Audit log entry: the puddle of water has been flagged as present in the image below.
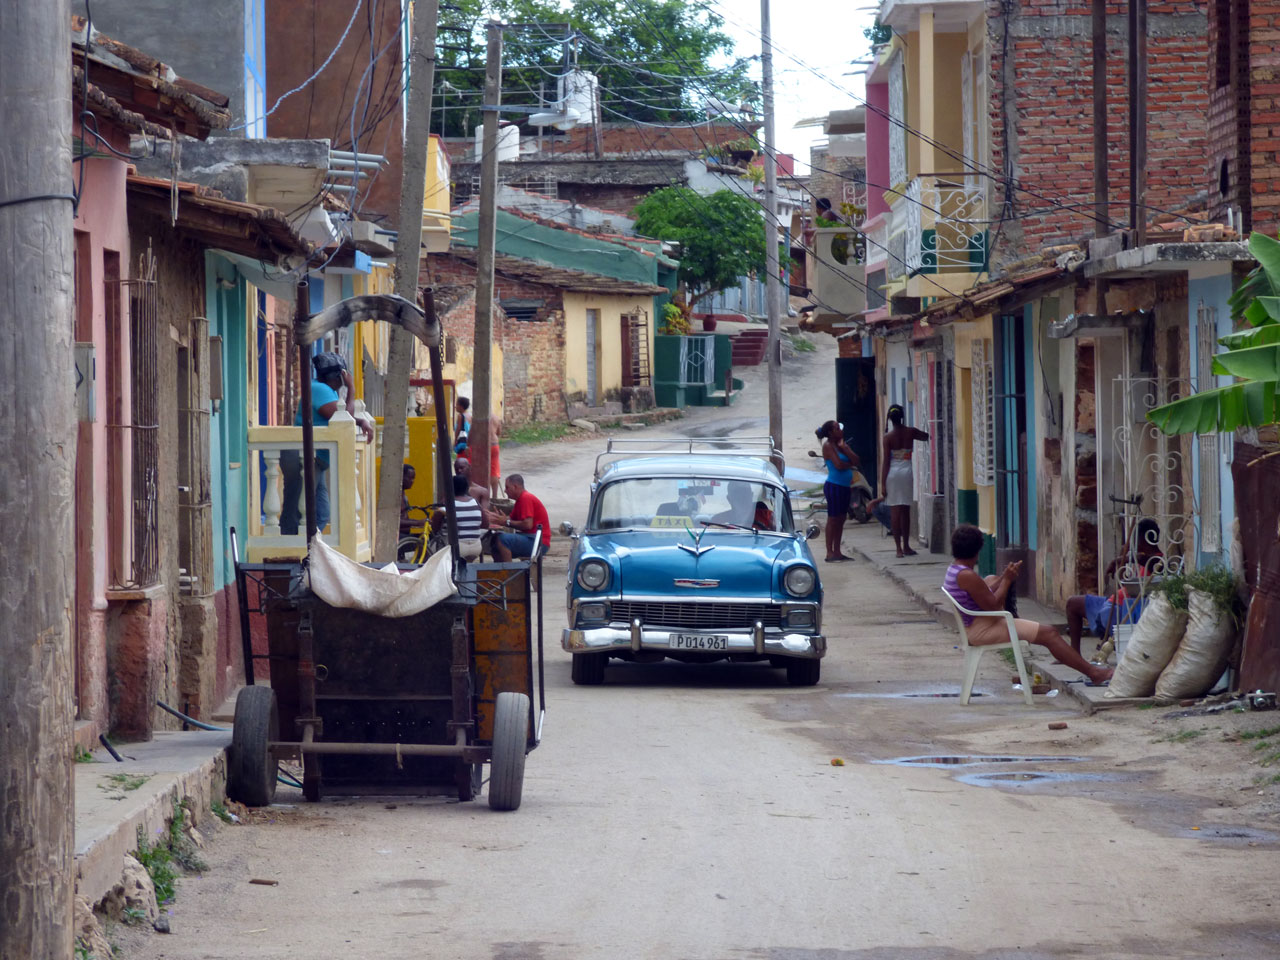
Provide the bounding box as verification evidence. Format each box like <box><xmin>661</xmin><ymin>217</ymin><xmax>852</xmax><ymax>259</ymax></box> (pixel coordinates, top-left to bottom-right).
<box><xmin>875</xmin><ymin>755</ymin><xmax>1088</xmax><ymax>768</ymax></box>
<box><xmin>1181</xmin><ymin>825</ymin><xmax>1279</xmax><ymax>844</ymax></box>
<box><xmin>957</xmin><ymin>770</ymin><xmax>1120</xmax><ymax>787</ymax></box>
<box><xmin>836</xmin><ymin>691</ymin><xmax>987</xmax><ymax>699</ymax></box>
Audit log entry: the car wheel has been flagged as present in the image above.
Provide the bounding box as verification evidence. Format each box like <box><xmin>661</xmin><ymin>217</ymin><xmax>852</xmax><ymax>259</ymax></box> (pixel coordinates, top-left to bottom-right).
<box><xmin>571</xmin><ymin>652</ymin><xmax>607</xmax><ymax>685</ymax></box>
<box><xmin>785</xmin><ymin>658</ymin><xmax>821</xmax><ymax>686</ymax></box>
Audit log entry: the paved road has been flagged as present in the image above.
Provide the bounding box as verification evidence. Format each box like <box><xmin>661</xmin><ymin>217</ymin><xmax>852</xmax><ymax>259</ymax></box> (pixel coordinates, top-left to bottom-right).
<box><xmin>120</xmin><ymin>340</ymin><xmax>1279</xmax><ymax>960</ymax></box>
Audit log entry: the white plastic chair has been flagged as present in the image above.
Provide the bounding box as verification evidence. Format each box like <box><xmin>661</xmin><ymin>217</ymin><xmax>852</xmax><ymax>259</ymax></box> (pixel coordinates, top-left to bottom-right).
<box><xmin>940</xmin><ymin>587</ymin><xmax>1034</xmax><ymax>706</ymax></box>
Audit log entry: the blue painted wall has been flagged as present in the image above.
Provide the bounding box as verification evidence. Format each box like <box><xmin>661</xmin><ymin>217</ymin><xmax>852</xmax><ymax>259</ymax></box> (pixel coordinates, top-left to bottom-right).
<box><xmin>206</xmin><ymin>252</ymin><xmax>249</xmax><ymax>592</ymax></box>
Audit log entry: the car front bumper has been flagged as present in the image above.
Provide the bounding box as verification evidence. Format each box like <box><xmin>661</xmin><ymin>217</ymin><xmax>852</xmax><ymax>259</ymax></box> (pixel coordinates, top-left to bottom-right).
<box><xmin>561</xmin><ymin>624</ymin><xmax>826</xmax><ymax>659</ymax></box>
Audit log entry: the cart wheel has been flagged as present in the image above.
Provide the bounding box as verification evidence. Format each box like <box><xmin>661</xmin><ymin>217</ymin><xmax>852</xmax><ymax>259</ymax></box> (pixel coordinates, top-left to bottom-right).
<box><xmin>488</xmin><ymin>692</ymin><xmax>530</xmax><ymax>811</ymax></box>
<box><xmin>785</xmin><ymin>658</ymin><xmax>821</xmax><ymax>686</ymax></box>
<box><xmin>570</xmin><ymin>652</ymin><xmax>607</xmax><ymax>685</ymax></box>
<box><xmin>228</xmin><ymin>686</ymin><xmax>278</xmax><ymax>807</ymax></box>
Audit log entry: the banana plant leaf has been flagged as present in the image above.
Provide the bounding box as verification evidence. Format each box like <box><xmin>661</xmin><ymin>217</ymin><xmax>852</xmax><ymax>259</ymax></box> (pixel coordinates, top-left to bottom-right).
<box><xmin>1212</xmin><ymin>343</ymin><xmax>1280</xmax><ymax>380</ymax></box>
<box><xmin>1148</xmin><ymin>380</ymin><xmax>1279</xmax><ymax>434</ymax></box>
<box><xmin>1219</xmin><ymin>321</ymin><xmax>1280</xmax><ymax>351</ymax></box>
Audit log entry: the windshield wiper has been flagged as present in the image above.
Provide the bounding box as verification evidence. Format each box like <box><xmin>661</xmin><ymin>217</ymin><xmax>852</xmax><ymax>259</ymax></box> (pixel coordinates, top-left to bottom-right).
<box><xmin>700</xmin><ymin>520</ymin><xmax>751</xmax><ymax>531</ymax></box>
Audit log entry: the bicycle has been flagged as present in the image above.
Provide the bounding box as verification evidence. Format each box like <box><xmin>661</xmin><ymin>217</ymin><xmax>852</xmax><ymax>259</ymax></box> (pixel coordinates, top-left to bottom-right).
<box><xmin>396</xmin><ymin>503</ymin><xmax>449</xmax><ymax>564</ymax></box>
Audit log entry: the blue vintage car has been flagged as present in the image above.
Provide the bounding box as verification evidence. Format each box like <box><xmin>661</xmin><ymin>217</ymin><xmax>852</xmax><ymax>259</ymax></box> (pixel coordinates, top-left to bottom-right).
<box><xmin>561</xmin><ymin>439</ymin><xmax>825</xmax><ymax>686</ymax></box>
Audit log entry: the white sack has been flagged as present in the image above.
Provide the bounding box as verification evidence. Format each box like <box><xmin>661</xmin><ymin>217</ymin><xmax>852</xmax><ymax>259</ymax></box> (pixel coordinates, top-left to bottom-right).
<box><xmin>1106</xmin><ymin>592</ymin><xmax>1188</xmax><ymax>698</ymax></box>
<box><xmin>1154</xmin><ymin>588</ymin><xmax>1236</xmax><ymax>701</ymax></box>
<box><xmin>305</xmin><ymin>536</ymin><xmax>455</xmax><ymax>617</ymax></box>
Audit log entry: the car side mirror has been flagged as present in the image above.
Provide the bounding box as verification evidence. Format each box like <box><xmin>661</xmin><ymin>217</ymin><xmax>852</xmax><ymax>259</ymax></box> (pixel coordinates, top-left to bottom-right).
<box><xmin>805</xmin><ymin>522</ymin><xmax>820</xmax><ymax>540</ymax></box>
<box><xmin>559</xmin><ymin>520</ymin><xmax>575</xmax><ymax>537</ymax></box>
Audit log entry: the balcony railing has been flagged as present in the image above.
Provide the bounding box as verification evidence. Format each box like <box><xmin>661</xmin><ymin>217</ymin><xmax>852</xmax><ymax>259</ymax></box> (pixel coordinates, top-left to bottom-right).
<box><xmin>902</xmin><ymin>174</ymin><xmax>988</xmax><ymax>275</ymax></box>
<box><xmin>810</xmin><ymin>226</ymin><xmax>867</xmax><ymax>318</ymax></box>
<box><xmin>245</xmin><ymin>419</ymin><xmax>376</xmax><ymax>563</ymax></box>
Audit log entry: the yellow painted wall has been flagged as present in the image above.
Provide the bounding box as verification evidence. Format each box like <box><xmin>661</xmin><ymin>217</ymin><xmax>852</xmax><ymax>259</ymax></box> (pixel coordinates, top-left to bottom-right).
<box><xmin>562</xmin><ymin>291</ymin><xmax>653</xmax><ymax>403</ymax></box>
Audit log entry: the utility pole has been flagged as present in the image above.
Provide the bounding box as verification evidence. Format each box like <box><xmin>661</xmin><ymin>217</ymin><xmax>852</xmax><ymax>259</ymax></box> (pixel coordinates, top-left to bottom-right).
<box><xmin>761</xmin><ymin>0</ymin><xmax>783</xmax><ymax>462</ymax></box>
<box><xmin>1091</xmin><ymin>0</ymin><xmax>1108</xmax><ymax>237</ymax></box>
<box><xmin>470</xmin><ymin>20</ymin><xmax>504</xmax><ymax>492</ymax></box>
<box><xmin>374</xmin><ymin>0</ymin><xmax>439</xmax><ymax>561</ymax></box>
<box><xmin>0</xmin><ymin>3</ymin><xmax>75</xmax><ymax>956</ymax></box>
<box><xmin>1128</xmin><ymin>0</ymin><xmax>1147</xmax><ymax>245</ymax></box>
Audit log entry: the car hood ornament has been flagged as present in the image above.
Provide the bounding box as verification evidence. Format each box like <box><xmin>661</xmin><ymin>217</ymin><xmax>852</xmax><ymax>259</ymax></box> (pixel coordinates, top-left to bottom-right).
<box><xmin>677</xmin><ymin>524</ymin><xmax>716</xmax><ymax>558</ymax></box>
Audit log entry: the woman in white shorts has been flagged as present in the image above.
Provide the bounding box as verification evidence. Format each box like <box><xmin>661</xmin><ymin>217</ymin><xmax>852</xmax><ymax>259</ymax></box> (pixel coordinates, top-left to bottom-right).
<box><xmin>879</xmin><ymin>404</ymin><xmax>929</xmax><ymax>558</ymax></box>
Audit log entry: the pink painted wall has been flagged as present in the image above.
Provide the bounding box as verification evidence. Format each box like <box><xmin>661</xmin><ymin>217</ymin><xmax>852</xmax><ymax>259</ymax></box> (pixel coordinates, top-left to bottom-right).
<box><xmin>71</xmin><ymin>119</ymin><xmax>131</xmax><ymax>731</ymax></box>
<box><xmin>866</xmin><ymin>81</ymin><xmax>891</xmax><ymax>220</ymax></box>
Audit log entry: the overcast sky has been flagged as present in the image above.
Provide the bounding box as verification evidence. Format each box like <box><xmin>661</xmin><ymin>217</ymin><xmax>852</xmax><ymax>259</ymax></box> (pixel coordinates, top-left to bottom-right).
<box><xmin>712</xmin><ymin>0</ymin><xmax>877</xmax><ymax>174</ymax></box>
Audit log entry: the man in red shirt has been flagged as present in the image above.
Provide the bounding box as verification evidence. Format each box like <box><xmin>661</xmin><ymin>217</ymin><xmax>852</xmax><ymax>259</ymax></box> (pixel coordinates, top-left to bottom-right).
<box><xmin>487</xmin><ymin>473</ymin><xmax>550</xmax><ymax>561</ymax></box>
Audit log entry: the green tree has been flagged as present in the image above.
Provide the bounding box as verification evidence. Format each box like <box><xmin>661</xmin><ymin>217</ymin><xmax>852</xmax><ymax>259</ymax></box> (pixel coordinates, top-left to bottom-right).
<box><xmin>433</xmin><ymin>0</ymin><xmax>755</xmax><ymax>138</ymax></box>
<box><xmin>1148</xmin><ymin>232</ymin><xmax>1280</xmax><ymax>434</ymax></box>
<box><xmin>633</xmin><ymin>186</ymin><xmax>766</xmax><ymax>306</ymax></box>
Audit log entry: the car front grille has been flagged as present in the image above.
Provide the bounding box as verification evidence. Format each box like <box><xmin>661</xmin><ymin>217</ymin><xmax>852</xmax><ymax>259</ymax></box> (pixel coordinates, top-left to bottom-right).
<box><xmin>611</xmin><ymin>600</ymin><xmax>784</xmax><ymax>630</ymax></box>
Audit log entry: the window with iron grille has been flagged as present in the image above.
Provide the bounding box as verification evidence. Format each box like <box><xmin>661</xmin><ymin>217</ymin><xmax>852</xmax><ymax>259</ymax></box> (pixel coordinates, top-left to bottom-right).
<box><xmin>118</xmin><ymin>246</ymin><xmax>160</xmax><ymax>587</ymax></box>
<box><xmin>971</xmin><ymin>338</ymin><xmax>995</xmax><ymax>486</ymax></box>
<box><xmin>1196</xmin><ymin>301</ymin><xmax>1222</xmax><ymax>553</ymax></box>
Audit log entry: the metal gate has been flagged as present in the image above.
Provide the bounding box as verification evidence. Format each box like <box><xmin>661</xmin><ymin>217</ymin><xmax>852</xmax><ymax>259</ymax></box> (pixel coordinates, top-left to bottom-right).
<box><xmin>1107</xmin><ymin>372</ymin><xmax>1197</xmax><ymax>581</ymax></box>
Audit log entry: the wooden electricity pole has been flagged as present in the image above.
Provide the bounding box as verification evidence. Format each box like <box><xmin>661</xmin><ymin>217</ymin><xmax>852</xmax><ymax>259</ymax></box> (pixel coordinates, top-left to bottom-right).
<box><xmin>0</xmin><ymin>2</ymin><xmax>76</xmax><ymax>956</ymax></box>
<box><xmin>374</xmin><ymin>0</ymin><xmax>440</xmax><ymax>561</ymax></box>
<box><xmin>761</xmin><ymin>0</ymin><xmax>784</xmax><ymax>462</ymax></box>
<box><xmin>469</xmin><ymin>20</ymin><xmax>504</xmax><ymax>491</ymax></box>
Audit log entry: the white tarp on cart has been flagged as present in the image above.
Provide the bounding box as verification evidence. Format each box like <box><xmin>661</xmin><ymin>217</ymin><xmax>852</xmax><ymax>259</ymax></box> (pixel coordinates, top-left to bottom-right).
<box><xmin>305</xmin><ymin>536</ymin><xmax>456</xmax><ymax>617</ymax></box>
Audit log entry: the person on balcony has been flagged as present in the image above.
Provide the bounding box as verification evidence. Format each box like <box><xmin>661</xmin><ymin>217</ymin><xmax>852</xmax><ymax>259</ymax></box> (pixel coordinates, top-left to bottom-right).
<box><xmin>880</xmin><ymin>404</ymin><xmax>929</xmax><ymax>558</ymax></box>
<box><xmin>280</xmin><ymin>352</ymin><xmax>373</xmax><ymax>536</ymax></box>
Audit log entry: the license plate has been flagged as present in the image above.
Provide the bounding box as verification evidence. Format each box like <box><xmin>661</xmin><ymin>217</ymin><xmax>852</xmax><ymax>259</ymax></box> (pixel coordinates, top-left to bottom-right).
<box><xmin>668</xmin><ymin>633</ymin><xmax>729</xmax><ymax>651</ymax></box>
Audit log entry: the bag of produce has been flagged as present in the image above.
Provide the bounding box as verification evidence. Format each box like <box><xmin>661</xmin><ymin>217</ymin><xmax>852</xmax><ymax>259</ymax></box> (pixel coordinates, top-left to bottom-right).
<box><xmin>1106</xmin><ymin>590</ymin><xmax>1187</xmax><ymax>698</ymax></box>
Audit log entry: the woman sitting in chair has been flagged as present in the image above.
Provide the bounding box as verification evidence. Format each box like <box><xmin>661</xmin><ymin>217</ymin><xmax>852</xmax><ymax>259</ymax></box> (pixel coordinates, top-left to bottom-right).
<box><xmin>944</xmin><ymin>524</ymin><xmax>1113</xmax><ymax>685</ymax></box>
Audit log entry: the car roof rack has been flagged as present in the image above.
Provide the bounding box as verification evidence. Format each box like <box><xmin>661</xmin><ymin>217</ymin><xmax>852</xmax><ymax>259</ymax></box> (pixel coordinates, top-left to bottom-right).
<box><xmin>594</xmin><ymin>436</ymin><xmax>784</xmax><ymax>479</ymax></box>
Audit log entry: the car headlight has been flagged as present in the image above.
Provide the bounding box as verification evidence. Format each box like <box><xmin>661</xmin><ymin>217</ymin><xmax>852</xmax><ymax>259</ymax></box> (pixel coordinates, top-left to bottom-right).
<box><xmin>784</xmin><ymin>566</ymin><xmax>816</xmax><ymax>597</ymax></box>
<box><xmin>577</xmin><ymin>559</ymin><xmax>609</xmax><ymax>591</ymax></box>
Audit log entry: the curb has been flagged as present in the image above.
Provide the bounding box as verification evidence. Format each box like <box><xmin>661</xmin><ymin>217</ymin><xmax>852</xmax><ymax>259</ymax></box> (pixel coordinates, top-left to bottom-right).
<box><xmin>75</xmin><ymin>732</ymin><xmax>229</xmax><ymax>907</ymax></box>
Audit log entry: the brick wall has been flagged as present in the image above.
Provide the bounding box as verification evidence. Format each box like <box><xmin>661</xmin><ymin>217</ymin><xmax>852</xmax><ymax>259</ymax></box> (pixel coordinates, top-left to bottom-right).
<box><xmin>1207</xmin><ymin>0</ymin><xmax>1252</xmax><ymax>227</ymax></box>
<box><xmin>987</xmin><ymin>0</ymin><xmax>1210</xmax><ymax>268</ymax></box>
<box><xmin>1247</xmin><ymin>0</ymin><xmax>1280</xmax><ymax>234</ymax></box>
<box><xmin>429</xmin><ymin>255</ymin><xmax>569</xmax><ymax>426</ymax></box>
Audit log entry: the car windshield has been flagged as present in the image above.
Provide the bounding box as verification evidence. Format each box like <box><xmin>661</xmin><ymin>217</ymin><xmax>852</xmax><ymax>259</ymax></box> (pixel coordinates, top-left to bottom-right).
<box><xmin>590</xmin><ymin>476</ymin><xmax>794</xmax><ymax>533</ymax></box>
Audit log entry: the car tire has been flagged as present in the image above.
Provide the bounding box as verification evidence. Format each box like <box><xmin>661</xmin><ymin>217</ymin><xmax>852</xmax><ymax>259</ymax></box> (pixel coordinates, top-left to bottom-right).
<box><xmin>785</xmin><ymin>658</ymin><xmax>821</xmax><ymax>686</ymax></box>
<box><xmin>228</xmin><ymin>685</ymin><xmax>278</xmax><ymax>807</ymax></box>
<box><xmin>488</xmin><ymin>692</ymin><xmax>530</xmax><ymax>811</ymax></box>
<box><xmin>571</xmin><ymin>652</ymin><xmax>607</xmax><ymax>685</ymax></box>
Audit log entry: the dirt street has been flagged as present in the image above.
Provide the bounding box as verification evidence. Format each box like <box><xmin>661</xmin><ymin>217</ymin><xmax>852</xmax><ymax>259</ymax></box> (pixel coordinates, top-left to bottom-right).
<box><xmin>118</xmin><ymin>338</ymin><xmax>1280</xmax><ymax>960</ymax></box>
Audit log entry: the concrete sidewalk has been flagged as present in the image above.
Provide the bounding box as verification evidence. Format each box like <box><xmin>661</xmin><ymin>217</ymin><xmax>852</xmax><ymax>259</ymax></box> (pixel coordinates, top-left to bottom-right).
<box><xmin>75</xmin><ymin>727</ymin><xmax>231</xmax><ymax>907</ymax></box>
<box><xmin>838</xmin><ymin>521</ymin><xmax>1113</xmax><ymax>713</ymax></box>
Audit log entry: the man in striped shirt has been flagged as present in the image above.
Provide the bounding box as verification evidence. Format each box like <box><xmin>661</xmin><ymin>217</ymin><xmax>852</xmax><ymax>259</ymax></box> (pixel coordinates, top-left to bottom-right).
<box><xmin>449</xmin><ymin>473</ymin><xmax>485</xmax><ymax>561</ymax></box>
